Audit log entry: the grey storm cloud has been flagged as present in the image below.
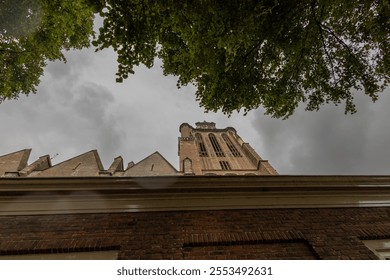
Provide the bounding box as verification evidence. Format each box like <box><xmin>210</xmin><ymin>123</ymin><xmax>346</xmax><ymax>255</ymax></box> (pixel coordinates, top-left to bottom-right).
<box><xmin>252</xmin><ymin>89</ymin><xmax>390</xmax><ymax>175</ymax></box>
<box><xmin>0</xmin><ymin>53</ymin><xmax>126</xmax><ymax>167</ymax></box>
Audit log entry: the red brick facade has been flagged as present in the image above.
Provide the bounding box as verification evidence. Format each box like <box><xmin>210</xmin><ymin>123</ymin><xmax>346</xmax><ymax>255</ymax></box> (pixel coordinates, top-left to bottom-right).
<box><xmin>1</xmin><ymin>207</ymin><xmax>389</xmax><ymax>259</ymax></box>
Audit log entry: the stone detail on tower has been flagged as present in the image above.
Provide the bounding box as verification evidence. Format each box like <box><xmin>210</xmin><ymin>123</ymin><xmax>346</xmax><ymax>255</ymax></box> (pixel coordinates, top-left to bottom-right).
<box><xmin>178</xmin><ymin>122</ymin><xmax>278</xmax><ymax>175</ymax></box>
<box><xmin>195</xmin><ymin>121</ymin><xmax>216</xmax><ymax>130</ymax></box>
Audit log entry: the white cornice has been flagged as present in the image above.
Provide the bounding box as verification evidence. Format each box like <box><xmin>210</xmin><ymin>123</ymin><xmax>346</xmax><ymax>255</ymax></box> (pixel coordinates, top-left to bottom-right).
<box><xmin>1</xmin><ymin>175</ymin><xmax>390</xmax><ymax>215</ymax></box>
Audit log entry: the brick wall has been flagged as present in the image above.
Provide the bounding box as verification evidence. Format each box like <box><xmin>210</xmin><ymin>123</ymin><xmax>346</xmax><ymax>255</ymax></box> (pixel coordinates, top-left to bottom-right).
<box><xmin>183</xmin><ymin>243</ymin><xmax>316</xmax><ymax>260</ymax></box>
<box><xmin>1</xmin><ymin>207</ymin><xmax>390</xmax><ymax>259</ymax></box>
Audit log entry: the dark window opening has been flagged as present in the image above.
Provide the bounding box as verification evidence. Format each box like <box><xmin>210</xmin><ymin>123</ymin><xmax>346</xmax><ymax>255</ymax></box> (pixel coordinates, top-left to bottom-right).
<box><xmin>195</xmin><ymin>133</ymin><xmax>208</xmax><ymax>157</ymax></box>
<box><xmin>209</xmin><ymin>134</ymin><xmax>224</xmax><ymax>157</ymax></box>
<box><xmin>222</xmin><ymin>134</ymin><xmax>241</xmax><ymax>157</ymax></box>
<box><xmin>219</xmin><ymin>161</ymin><xmax>231</xmax><ymax>170</ymax></box>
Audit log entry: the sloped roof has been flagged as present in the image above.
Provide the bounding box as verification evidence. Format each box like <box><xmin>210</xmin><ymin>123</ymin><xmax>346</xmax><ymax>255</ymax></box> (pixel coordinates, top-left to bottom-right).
<box><xmin>34</xmin><ymin>150</ymin><xmax>104</xmax><ymax>177</ymax></box>
<box><xmin>123</xmin><ymin>152</ymin><xmax>178</xmax><ymax>176</ymax></box>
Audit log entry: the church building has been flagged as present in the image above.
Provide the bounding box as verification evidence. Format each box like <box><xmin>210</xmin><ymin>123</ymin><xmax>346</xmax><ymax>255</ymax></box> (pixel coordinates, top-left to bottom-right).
<box><xmin>0</xmin><ymin>122</ymin><xmax>390</xmax><ymax>259</ymax></box>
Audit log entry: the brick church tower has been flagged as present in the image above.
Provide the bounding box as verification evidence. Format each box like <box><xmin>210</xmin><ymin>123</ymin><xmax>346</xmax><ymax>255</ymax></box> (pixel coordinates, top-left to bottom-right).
<box><xmin>178</xmin><ymin>121</ymin><xmax>278</xmax><ymax>175</ymax></box>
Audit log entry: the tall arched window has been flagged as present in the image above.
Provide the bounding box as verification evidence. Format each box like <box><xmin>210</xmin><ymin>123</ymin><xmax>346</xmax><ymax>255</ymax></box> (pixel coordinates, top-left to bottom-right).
<box><xmin>208</xmin><ymin>133</ymin><xmax>224</xmax><ymax>157</ymax></box>
<box><xmin>183</xmin><ymin>157</ymin><xmax>194</xmax><ymax>174</ymax></box>
<box><xmin>222</xmin><ymin>133</ymin><xmax>241</xmax><ymax>157</ymax></box>
<box><xmin>195</xmin><ymin>133</ymin><xmax>208</xmax><ymax>157</ymax></box>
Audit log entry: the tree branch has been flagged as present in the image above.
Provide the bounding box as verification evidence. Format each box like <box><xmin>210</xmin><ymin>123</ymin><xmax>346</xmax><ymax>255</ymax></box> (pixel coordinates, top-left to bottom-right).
<box><xmin>310</xmin><ymin>1</ymin><xmax>337</xmax><ymax>82</ymax></box>
<box><xmin>319</xmin><ymin>23</ymin><xmax>362</xmax><ymax>67</ymax></box>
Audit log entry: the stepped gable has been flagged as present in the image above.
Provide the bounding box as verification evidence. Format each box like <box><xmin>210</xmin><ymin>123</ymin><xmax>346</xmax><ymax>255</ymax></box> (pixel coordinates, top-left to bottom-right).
<box><xmin>34</xmin><ymin>150</ymin><xmax>104</xmax><ymax>177</ymax></box>
<box><xmin>123</xmin><ymin>152</ymin><xmax>178</xmax><ymax>176</ymax></box>
<box><xmin>0</xmin><ymin>149</ymin><xmax>31</xmax><ymax>177</ymax></box>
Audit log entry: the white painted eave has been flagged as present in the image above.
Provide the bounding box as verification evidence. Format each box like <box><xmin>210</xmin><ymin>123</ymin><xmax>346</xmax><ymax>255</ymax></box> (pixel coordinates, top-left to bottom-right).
<box><xmin>1</xmin><ymin>175</ymin><xmax>390</xmax><ymax>215</ymax></box>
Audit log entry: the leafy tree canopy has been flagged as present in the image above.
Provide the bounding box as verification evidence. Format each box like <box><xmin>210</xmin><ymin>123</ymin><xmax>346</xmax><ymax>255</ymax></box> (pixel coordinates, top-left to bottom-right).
<box><xmin>0</xmin><ymin>0</ymin><xmax>95</xmax><ymax>102</ymax></box>
<box><xmin>94</xmin><ymin>0</ymin><xmax>389</xmax><ymax>118</ymax></box>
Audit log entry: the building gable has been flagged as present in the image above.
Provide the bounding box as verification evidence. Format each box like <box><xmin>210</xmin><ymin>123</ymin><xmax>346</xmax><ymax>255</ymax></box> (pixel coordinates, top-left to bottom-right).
<box><xmin>34</xmin><ymin>150</ymin><xmax>104</xmax><ymax>177</ymax></box>
<box><xmin>123</xmin><ymin>152</ymin><xmax>178</xmax><ymax>176</ymax></box>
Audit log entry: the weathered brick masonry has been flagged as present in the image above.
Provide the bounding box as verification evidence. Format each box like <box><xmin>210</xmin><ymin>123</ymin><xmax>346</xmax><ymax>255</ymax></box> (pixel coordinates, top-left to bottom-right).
<box><xmin>1</xmin><ymin>207</ymin><xmax>389</xmax><ymax>259</ymax></box>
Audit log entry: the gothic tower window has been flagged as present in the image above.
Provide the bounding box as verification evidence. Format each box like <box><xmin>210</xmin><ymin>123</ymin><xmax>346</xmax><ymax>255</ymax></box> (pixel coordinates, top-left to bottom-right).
<box><xmin>208</xmin><ymin>133</ymin><xmax>224</xmax><ymax>157</ymax></box>
<box><xmin>195</xmin><ymin>133</ymin><xmax>208</xmax><ymax>157</ymax></box>
<box><xmin>222</xmin><ymin>134</ymin><xmax>241</xmax><ymax>157</ymax></box>
<box><xmin>219</xmin><ymin>161</ymin><xmax>231</xmax><ymax>170</ymax></box>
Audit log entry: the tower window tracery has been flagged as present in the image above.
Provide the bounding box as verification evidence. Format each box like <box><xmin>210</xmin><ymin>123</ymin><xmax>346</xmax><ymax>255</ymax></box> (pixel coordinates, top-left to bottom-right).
<box><xmin>195</xmin><ymin>133</ymin><xmax>208</xmax><ymax>157</ymax></box>
<box><xmin>222</xmin><ymin>134</ymin><xmax>241</xmax><ymax>157</ymax></box>
<box><xmin>208</xmin><ymin>133</ymin><xmax>224</xmax><ymax>157</ymax></box>
<box><xmin>219</xmin><ymin>161</ymin><xmax>231</xmax><ymax>170</ymax></box>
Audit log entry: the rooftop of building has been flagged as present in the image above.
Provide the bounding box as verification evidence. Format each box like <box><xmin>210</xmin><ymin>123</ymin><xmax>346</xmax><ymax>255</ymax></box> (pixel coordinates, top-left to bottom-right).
<box><xmin>0</xmin><ymin>122</ymin><xmax>278</xmax><ymax>177</ymax></box>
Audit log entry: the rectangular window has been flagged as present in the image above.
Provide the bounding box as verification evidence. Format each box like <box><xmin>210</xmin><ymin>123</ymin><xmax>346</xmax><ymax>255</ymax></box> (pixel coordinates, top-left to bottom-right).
<box><xmin>363</xmin><ymin>239</ymin><xmax>390</xmax><ymax>260</ymax></box>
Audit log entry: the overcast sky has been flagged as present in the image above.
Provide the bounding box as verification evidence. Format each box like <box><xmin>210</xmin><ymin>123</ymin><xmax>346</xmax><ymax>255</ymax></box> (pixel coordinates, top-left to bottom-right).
<box><xmin>1</xmin><ymin>19</ymin><xmax>390</xmax><ymax>175</ymax></box>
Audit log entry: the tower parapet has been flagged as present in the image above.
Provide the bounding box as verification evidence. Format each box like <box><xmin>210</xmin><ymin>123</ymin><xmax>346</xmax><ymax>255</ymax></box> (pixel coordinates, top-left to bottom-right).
<box><xmin>195</xmin><ymin>121</ymin><xmax>216</xmax><ymax>130</ymax></box>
